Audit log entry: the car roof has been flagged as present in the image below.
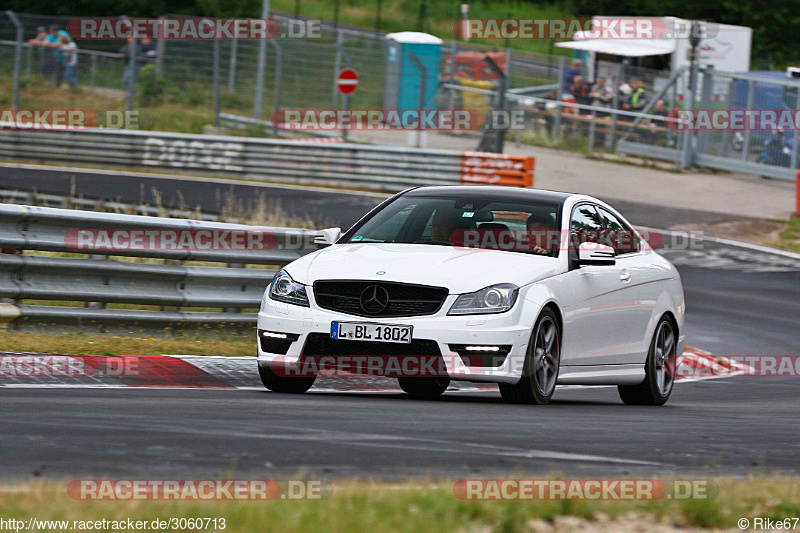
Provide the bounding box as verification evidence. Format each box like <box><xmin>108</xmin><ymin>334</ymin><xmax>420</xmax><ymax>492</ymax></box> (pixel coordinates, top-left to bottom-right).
<box><xmin>403</xmin><ymin>185</ymin><xmax>573</xmax><ymax>204</ymax></box>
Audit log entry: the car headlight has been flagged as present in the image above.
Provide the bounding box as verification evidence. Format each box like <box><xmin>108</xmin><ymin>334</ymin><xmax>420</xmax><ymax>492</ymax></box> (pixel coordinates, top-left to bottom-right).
<box><xmin>448</xmin><ymin>283</ymin><xmax>519</xmax><ymax>315</ymax></box>
<box><xmin>268</xmin><ymin>269</ymin><xmax>309</xmax><ymax>307</ymax></box>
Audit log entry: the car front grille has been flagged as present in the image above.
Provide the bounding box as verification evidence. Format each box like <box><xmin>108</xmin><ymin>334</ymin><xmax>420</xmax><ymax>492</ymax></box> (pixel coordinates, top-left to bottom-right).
<box><xmin>302</xmin><ymin>333</ymin><xmax>441</xmax><ymax>357</ymax></box>
<box><xmin>300</xmin><ymin>333</ymin><xmax>445</xmax><ymax>376</ymax></box>
<box><xmin>313</xmin><ymin>280</ymin><xmax>448</xmax><ymax>318</ymax></box>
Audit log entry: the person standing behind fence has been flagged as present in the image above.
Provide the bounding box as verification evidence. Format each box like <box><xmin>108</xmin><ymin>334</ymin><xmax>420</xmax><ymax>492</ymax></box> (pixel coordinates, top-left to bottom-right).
<box><xmin>622</xmin><ymin>79</ymin><xmax>648</xmax><ymax>111</ymax></box>
<box><xmin>59</xmin><ymin>34</ymin><xmax>78</xmax><ymax>88</ymax></box>
<box><xmin>563</xmin><ymin>59</ymin><xmax>581</xmax><ymax>93</ymax></box>
<box><xmin>28</xmin><ymin>26</ymin><xmax>52</xmax><ymax>83</ymax></box>
<box><xmin>121</xmin><ymin>36</ymin><xmax>157</xmax><ymax>87</ymax></box>
<box><xmin>48</xmin><ymin>25</ymin><xmax>71</xmax><ymax>87</ymax></box>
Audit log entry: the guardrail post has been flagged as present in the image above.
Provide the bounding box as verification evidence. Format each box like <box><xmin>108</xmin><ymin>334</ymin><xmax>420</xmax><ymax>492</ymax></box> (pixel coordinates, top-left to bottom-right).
<box><xmin>224</xmin><ymin>263</ymin><xmax>245</xmax><ymax>314</ymax></box>
<box><xmin>85</xmin><ymin>255</ymin><xmax>108</xmax><ymax>310</ymax></box>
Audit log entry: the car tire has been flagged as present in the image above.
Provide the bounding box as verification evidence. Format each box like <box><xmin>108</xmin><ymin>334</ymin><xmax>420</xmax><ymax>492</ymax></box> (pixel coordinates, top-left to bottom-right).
<box><xmin>398</xmin><ymin>376</ymin><xmax>450</xmax><ymax>398</ymax></box>
<box><xmin>258</xmin><ymin>363</ymin><xmax>316</xmax><ymax>394</ymax></box>
<box><xmin>498</xmin><ymin>307</ymin><xmax>560</xmax><ymax>405</ymax></box>
<box><xmin>618</xmin><ymin>316</ymin><xmax>677</xmax><ymax>406</ymax></box>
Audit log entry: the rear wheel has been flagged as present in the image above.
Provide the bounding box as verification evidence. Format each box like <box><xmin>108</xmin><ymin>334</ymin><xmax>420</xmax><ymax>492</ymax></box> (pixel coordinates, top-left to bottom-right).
<box><xmin>398</xmin><ymin>376</ymin><xmax>450</xmax><ymax>398</ymax></box>
<box><xmin>258</xmin><ymin>363</ymin><xmax>316</xmax><ymax>394</ymax></box>
<box><xmin>618</xmin><ymin>317</ymin><xmax>677</xmax><ymax>405</ymax></box>
<box><xmin>499</xmin><ymin>308</ymin><xmax>560</xmax><ymax>405</ymax></box>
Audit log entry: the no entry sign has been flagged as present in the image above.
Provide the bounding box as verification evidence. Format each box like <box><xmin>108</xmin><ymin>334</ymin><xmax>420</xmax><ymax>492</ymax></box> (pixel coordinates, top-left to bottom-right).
<box><xmin>336</xmin><ymin>68</ymin><xmax>359</xmax><ymax>95</ymax></box>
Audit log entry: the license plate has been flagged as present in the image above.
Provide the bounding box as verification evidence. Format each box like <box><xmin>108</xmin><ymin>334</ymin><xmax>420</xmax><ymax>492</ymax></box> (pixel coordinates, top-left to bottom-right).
<box><xmin>331</xmin><ymin>322</ymin><xmax>413</xmax><ymax>344</ymax></box>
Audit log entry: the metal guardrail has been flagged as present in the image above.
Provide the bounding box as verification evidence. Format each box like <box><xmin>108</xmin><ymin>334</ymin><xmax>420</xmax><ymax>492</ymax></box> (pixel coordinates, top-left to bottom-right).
<box><xmin>0</xmin><ymin>204</ymin><xmax>322</xmax><ymax>330</ymax></box>
<box><xmin>0</xmin><ymin>128</ymin><xmax>533</xmax><ymax>191</ymax></box>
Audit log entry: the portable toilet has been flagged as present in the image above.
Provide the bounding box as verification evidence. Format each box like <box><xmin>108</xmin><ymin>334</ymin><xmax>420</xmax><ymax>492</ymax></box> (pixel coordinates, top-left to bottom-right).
<box><xmin>384</xmin><ymin>32</ymin><xmax>443</xmax><ymax>114</ymax></box>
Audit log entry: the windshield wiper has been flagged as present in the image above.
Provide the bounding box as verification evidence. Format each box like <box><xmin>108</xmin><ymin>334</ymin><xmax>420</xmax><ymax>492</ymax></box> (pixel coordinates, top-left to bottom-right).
<box><xmin>411</xmin><ymin>240</ymin><xmax>453</xmax><ymax>246</ymax></box>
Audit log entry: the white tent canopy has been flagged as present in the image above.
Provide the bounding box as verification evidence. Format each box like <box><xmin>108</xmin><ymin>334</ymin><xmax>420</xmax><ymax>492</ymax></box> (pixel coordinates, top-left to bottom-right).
<box><xmin>556</xmin><ymin>38</ymin><xmax>675</xmax><ymax>57</ymax></box>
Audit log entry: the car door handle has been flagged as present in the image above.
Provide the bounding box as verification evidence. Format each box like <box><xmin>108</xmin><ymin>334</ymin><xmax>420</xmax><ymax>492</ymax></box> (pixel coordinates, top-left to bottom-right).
<box><xmin>620</xmin><ymin>269</ymin><xmax>631</xmax><ymax>282</ymax></box>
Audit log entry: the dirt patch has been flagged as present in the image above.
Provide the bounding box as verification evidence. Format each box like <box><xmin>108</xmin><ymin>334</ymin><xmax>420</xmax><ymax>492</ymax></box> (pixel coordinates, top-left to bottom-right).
<box><xmin>668</xmin><ymin>218</ymin><xmax>787</xmax><ymax>247</ymax></box>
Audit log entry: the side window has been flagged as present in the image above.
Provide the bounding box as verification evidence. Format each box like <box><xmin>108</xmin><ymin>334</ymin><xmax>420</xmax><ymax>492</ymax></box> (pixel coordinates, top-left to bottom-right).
<box><xmin>570</xmin><ymin>204</ymin><xmax>603</xmax><ymax>250</ymax></box>
<box><xmin>599</xmin><ymin>207</ymin><xmax>640</xmax><ymax>255</ymax></box>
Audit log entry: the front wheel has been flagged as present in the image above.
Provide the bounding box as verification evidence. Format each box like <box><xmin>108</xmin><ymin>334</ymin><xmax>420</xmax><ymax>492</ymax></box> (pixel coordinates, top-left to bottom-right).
<box><xmin>398</xmin><ymin>376</ymin><xmax>450</xmax><ymax>398</ymax></box>
<box><xmin>258</xmin><ymin>363</ymin><xmax>316</xmax><ymax>393</ymax></box>
<box><xmin>499</xmin><ymin>308</ymin><xmax>561</xmax><ymax>405</ymax></box>
<box><xmin>618</xmin><ymin>317</ymin><xmax>677</xmax><ymax>405</ymax></box>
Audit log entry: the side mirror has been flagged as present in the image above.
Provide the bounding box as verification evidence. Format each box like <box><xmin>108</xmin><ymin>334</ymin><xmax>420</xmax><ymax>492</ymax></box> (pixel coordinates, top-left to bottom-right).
<box><xmin>314</xmin><ymin>227</ymin><xmax>342</xmax><ymax>246</ymax></box>
<box><xmin>578</xmin><ymin>242</ymin><xmax>616</xmax><ymax>266</ymax></box>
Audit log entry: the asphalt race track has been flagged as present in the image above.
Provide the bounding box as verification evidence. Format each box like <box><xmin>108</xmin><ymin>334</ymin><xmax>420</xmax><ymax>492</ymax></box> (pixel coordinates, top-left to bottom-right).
<box><xmin>1</xmin><ymin>166</ymin><xmax>799</xmax><ymax>481</ymax></box>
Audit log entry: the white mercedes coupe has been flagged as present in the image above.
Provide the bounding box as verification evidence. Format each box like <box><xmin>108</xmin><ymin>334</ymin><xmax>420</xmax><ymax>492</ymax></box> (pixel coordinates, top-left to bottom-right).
<box><xmin>257</xmin><ymin>186</ymin><xmax>685</xmax><ymax>405</ymax></box>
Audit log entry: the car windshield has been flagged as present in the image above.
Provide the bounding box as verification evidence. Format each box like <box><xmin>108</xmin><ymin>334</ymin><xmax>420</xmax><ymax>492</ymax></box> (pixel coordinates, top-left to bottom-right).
<box><xmin>343</xmin><ymin>195</ymin><xmax>562</xmax><ymax>256</ymax></box>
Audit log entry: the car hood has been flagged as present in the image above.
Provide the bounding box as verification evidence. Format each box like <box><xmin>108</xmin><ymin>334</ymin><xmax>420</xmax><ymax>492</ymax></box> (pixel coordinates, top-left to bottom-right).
<box><xmin>286</xmin><ymin>243</ymin><xmax>561</xmax><ymax>294</ymax></box>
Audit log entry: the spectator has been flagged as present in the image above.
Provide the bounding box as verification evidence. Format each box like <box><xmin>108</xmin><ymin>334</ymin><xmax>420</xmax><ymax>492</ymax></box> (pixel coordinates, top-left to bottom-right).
<box><xmin>623</xmin><ymin>79</ymin><xmax>648</xmax><ymax>111</ymax></box>
<box><xmin>28</xmin><ymin>26</ymin><xmax>52</xmax><ymax>82</ymax></box>
<box><xmin>563</xmin><ymin>58</ymin><xmax>581</xmax><ymax>93</ymax></box>
<box><xmin>589</xmin><ymin>77</ymin><xmax>614</xmax><ymax>108</ymax></box>
<box><xmin>59</xmin><ymin>34</ymin><xmax>78</xmax><ymax>88</ymax></box>
<box><xmin>121</xmin><ymin>37</ymin><xmax>158</xmax><ymax>87</ymax></box>
<box><xmin>48</xmin><ymin>25</ymin><xmax>71</xmax><ymax>86</ymax></box>
<box><xmin>616</xmin><ymin>77</ymin><xmax>632</xmax><ymax>100</ymax></box>
<box><xmin>569</xmin><ymin>76</ymin><xmax>592</xmax><ymax>113</ymax></box>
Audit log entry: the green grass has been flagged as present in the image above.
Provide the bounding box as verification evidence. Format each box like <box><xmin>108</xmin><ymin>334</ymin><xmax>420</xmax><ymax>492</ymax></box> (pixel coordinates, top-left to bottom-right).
<box><xmin>772</xmin><ymin>216</ymin><xmax>800</xmax><ymax>252</ymax></box>
<box><xmin>0</xmin><ymin>478</ymin><xmax>799</xmax><ymax>531</ymax></box>
<box><xmin>0</xmin><ymin>331</ymin><xmax>254</xmax><ymax>356</ymax></box>
<box><xmin>274</xmin><ymin>0</ymin><xmax>575</xmax><ymax>57</ymax></box>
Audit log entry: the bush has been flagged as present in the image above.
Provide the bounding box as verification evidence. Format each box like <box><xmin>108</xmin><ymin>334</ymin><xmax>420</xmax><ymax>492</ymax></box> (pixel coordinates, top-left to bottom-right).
<box><xmin>136</xmin><ymin>64</ymin><xmax>166</xmax><ymax>106</ymax></box>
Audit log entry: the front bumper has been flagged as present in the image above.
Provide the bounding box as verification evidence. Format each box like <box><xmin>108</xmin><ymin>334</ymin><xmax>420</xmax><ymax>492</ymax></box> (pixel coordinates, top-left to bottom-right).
<box><xmin>256</xmin><ymin>293</ymin><xmax>533</xmax><ymax>383</ymax></box>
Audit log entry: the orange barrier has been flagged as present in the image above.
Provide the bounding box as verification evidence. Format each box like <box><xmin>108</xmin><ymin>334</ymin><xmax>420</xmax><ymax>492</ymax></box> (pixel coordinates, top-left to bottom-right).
<box><xmin>460</xmin><ymin>151</ymin><xmax>534</xmax><ymax>187</ymax></box>
<box><xmin>797</xmin><ymin>170</ymin><xmax>800</xmax><ymax>216</ymax></box>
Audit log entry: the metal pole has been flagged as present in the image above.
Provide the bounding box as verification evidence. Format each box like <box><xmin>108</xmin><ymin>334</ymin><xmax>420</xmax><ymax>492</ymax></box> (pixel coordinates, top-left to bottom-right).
<box><xmin>447</xmin><ymin>37</ymin><xmax>458</xmax><ymax>110</ymax></box>
<box><xmin>90</xmin><ymin>54</ymin><xmax>97</xmax><ymax>88</ymax></box>
<box><xmin>213</xmin><ymin>39</ymin><xmax>221</xmax><ymax>127</ymax></box>
<box><xmin>740</xmin><ymin>82</ymin><xmax>755</xmax><ymax>162</ymax></box>
<box><xmin>155</xmin><ymin>16</ymin><xmax>165</xmax><ymax>76</ymax></box>
<box><xmin>407</xmin><ymin>52</ymin><xmax>428</xmax><ymax>149</ymax></box>
<box><xmin>553</xmin><ymin>56</ymin><xmax>565</xmax><ymax>138</ymax></box>
<box><xmin>376</xmin><ymin>0</ymin><xmax>382</xmax><ymax>32</ymax></box>
<box><xmin>588</xmin><ymin>113</ymin><xmax>596</xmax><ymax>155</ymax></box>
<box><xmin>270</xmin><ymin>40</ymin><xmax>282</xmax><ymax>116</ymax></box>
<box><xmin>6</xmin><ymin>11</ymin><xmax>23</xmax><ymax>109</ymax></box>
<box><xmin>681</xmin><ymin>61</ymin><xmax>699</xmax><ymax>168</ymax></box>
<box><xmin>332</xmin><ymin>29</ymin><xmax>343</xmax><ymax>107</ymax></box>
<box><xmin>127</xmin><ymin>38</ymin><xmax>136</xmax><ymax>113</ymax></box>
<box><xmin>228</xmin><ymin>39</ymin><xmax>238</xmax><ymax>94</ymax></box>
<box><xmin>254</xmin><ymin>0</ymin><xmax>271</xmax><ymax>119</ymax></box>
<box><xmin>607</xmin><ymin>63</ymin><xmax>622</xmax><ymax>151</ymax></box>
